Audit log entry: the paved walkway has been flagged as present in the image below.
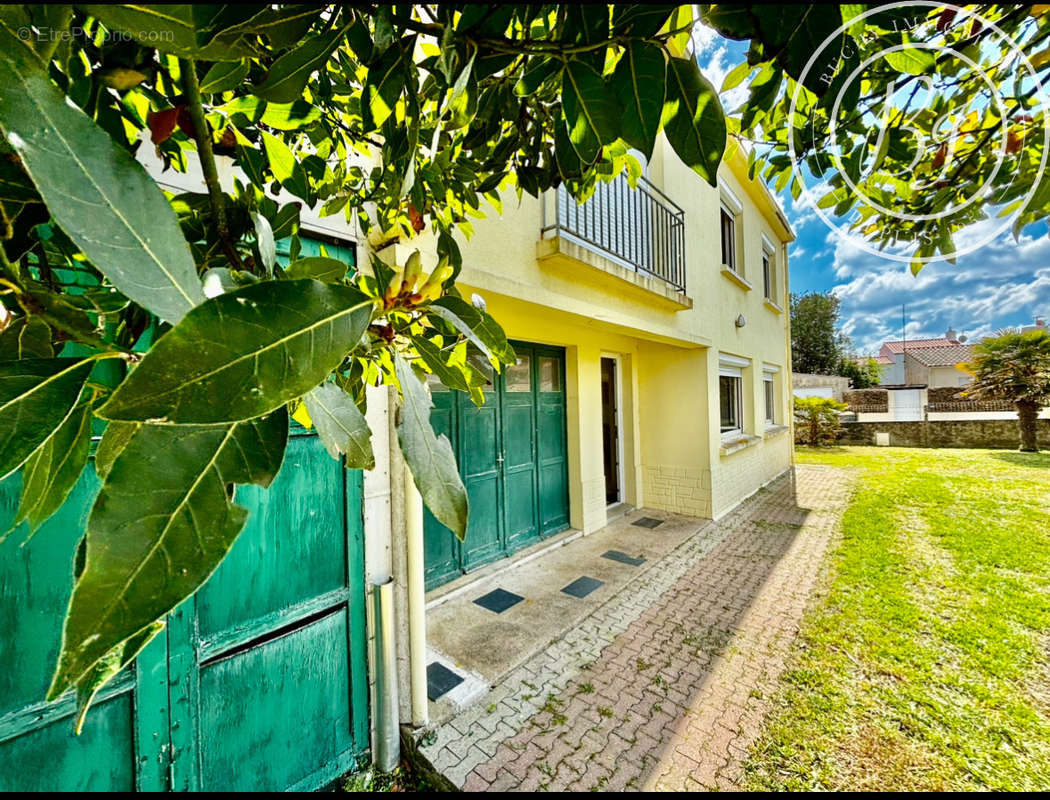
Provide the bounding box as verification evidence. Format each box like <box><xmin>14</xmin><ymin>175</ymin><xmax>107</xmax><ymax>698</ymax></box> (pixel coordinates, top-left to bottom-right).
<box><xmin>420</xmin><ymin>465</ymin><xmax>855</xmax><ymax>791</ymax></box>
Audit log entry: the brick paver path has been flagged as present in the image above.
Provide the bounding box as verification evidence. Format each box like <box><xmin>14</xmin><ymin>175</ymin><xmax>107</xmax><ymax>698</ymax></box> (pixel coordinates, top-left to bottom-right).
<box><xmin>421</xmin><ymin>465</ymin><xmax>855</xmax><ymax>791</ymax></box>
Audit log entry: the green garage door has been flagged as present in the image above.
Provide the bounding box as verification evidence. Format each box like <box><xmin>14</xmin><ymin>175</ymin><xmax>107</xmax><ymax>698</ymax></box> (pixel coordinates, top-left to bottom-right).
<box><xmin>0</xmin><ymin>430</ymin><xmax>369</xmax><ymax>792</ymax></box>
<box><xmin>424</xmin><ymin>342</ymin><xmax>570</xmax><ymax>590</ymax></box>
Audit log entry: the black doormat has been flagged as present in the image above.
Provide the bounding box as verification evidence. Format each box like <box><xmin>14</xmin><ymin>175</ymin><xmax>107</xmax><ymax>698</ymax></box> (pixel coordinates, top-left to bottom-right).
<box><xmin>631</xmin><ymin>517</ymin><xmax>664</xmax><ymax>529</ymax></box>
<box><xmin>561</xmin><ymin>576</ymin><xmax>604</xmax><ymax>598</ymax></box>
<box><xmin>473</xmin><ymin>587</ymin><xmax>525</xmax><ymax>614</ymax></box>
<box><xmin>426</xmin><ymin>662</ymin><xmax>464</xmax><ymax>701</ymax></box>
<box><xmin>602</xmin><ymin>549</ymin><xmax>646</xmax><ymax>567</ymax></box>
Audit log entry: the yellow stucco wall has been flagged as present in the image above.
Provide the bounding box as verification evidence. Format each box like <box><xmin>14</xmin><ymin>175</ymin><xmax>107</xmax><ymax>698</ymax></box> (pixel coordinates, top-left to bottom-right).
<box><xmin>396</xmin><ymin>136</ymin><xmax>794</xmax><ymax>530</ymax></box>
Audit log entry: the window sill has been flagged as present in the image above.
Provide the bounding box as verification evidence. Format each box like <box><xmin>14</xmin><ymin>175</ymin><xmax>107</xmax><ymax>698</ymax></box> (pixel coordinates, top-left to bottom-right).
<box><xmin>764</xmin><ymin>424</ymin><xmax>790</xmax><ymax>439</ymax></box>
<box><xmin>719</xmin><ymin>433</ymin><xmax>761</xmax><ymax>457</ymax></box>
<box><xmin>763</xmin><ymin>298</ymin><xmax>782</xmax><ymax>314</ymax></box>
<box><xmin>720</xmin><ymin>266</ymin><xmax>752</xmax><ymax>291</ymax></box>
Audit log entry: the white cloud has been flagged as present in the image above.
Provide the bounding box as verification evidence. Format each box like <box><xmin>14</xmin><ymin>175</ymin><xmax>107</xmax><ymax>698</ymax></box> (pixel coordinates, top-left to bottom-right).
<box><xmin>820</xmin><ymin>223</ymin><xmax>1050</xmax><ymax>353</ymax></box>
<box><xmin>693</xmin><ymin>25</ymin><xmax>750</xmax><ymax>112</ymax></box>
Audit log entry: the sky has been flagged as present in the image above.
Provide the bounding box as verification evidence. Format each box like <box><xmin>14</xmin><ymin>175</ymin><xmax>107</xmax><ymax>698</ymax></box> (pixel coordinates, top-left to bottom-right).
<box><xmin>694</xmin><ymin>27</ymin><xmax>1050</xmax><ymax>355</ymax></box>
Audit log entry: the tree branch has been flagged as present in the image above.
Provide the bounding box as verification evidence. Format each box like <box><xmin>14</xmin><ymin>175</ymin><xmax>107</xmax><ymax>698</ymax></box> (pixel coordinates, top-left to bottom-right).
<box><xmin>178</xmin><ymin>58</ymin><xmax>244</xmax><ymax>270</ymax></box>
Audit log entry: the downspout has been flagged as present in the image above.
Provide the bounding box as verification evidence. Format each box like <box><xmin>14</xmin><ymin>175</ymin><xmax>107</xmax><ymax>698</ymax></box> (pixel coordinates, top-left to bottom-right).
<box><xmin>404</xmin><ymin>468</ymin><xmax>429</xmax><ymax>727</ymax></box>
<box><xmin>371</xmin><ymin>579</ymin><xmax>400</xmax><ymax>772</ymax></box>
<box><xmin>389</xmin><ymin>385</ymin><xmax>428</xmax><ymax>729</ymax></box>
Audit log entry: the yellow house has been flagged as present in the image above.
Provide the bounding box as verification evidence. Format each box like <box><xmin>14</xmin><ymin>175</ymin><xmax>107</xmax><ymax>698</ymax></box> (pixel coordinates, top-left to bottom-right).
<box><xmin>139</xmin><ymin>129</ymin><xmax>795</xmax><ymax>748</ymax></box>
<box><xmin>393</xmin><ymin>136</ymin><xmax>796</xmax><ymax>590</ymax></box>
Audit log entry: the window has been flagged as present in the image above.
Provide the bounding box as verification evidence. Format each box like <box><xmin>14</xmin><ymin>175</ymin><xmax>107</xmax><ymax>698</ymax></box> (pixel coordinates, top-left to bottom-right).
<box><xmin>719</xmin><ymin>186</ymin><xmax>744</xmax><ymax>275</ymax></box>
<box><xmin>539</xmin><ymin>356</ymin><xmax>561</xmax><ymax>392</ymax></box>
<box><xmin>719</xmin><ymin>375</ymin><xmax>742</xmax><ymax>435</ymax></box>
<box><xmin>720</xmin><ymin>207</ymin><xmax>737</xmax><ymax>272</ymax></box>
<box><xmin>761</xmin><ymin>235</ymin><xmax>777</xmax><ymax>302</ymax></box>
<box><xmin>506</xmin><ymin>354</ymin><xmax>532</xmax><ymax>392</ymax></box>
<box><xmin>719</xmin><ymin>354</ymin><xmax>749</xmax><ymax>437</ymax></box>
<box><xmin>764</xmin><ymin>375</ymin><xmax>776</xmax><ymax>425</ymax></box>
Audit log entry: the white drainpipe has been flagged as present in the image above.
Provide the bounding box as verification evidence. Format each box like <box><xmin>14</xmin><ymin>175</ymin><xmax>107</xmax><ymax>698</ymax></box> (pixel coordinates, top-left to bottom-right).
<box><xmin>404</xmin><ymin>467</ymin><xmax>429</xmax><ymax>727</ymax></box>
<box><xmin>371</xmin><ymin>578</ymin><xmax>400</xmax><ymax>772</ymax></box>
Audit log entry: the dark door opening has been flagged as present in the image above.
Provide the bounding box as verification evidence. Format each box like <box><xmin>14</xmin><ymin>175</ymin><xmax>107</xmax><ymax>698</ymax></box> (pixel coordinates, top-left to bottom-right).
<box><xmin>601</xmin><ymin>357</ymin><xmax>620</xmax><ymax>505</ymax></box>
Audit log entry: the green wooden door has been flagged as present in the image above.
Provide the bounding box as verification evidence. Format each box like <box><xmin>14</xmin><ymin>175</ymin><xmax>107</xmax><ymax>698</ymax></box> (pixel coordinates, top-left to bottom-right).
<box><xmin>423</xmin><ymin>342</ymin><xmax>569</xmax><ymax>590</ymax></box>
<box><xmin>422</xmin><ymin>380</ymin><xmax>462</xmax><ymax>589</ymax></box>
<box><xmin>0</xmin><ymin>431</ymin><xmax>369</xmax><ymax>792</ymax></box>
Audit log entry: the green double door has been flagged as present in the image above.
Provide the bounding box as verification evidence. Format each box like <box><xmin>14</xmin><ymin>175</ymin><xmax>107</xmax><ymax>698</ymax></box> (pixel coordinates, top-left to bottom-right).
<box><xmin>0</xmin><ymin>431</ymin><xmax>369</xmax><ymax>792</ymax></box>
<box><xmin>424</xmin><ymin>342</ymin><xmax>570</xmax><ymax>590</ymax></box>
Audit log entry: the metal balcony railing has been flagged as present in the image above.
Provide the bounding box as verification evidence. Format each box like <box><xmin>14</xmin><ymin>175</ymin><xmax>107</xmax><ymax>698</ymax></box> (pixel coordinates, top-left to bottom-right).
<box><xmin>541</xmin><ymin>174</ymin><xmax>687</xmax><ymax>294</ymax></box>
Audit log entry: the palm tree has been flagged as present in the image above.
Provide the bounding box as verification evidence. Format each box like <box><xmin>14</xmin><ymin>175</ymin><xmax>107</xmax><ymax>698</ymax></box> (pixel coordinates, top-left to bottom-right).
<box><xmin>962</xmin><ymin>329</ymin><xmax>1050</xmax><ymax>452</ymax></box>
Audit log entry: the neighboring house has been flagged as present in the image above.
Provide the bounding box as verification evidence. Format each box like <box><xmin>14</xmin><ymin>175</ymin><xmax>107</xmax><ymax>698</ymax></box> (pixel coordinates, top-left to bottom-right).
<box><xmin>1020</xmin><ymin>316</ymin><xmax>1048</xmax><ymax>333</ymax></box>
<box><xmin>792</xmin><ymin>372</ymin><xmax>850</xmax><ymax>401</ymax></box>
<box><xmin>873</xmin><ymin>329</ymin><xmax>973</xmax><ymax>388</ymax></box>
<box><xmin>0</xmin><ymin>133</ymin><xmax>794</xmax><ymax>790</ymax></box>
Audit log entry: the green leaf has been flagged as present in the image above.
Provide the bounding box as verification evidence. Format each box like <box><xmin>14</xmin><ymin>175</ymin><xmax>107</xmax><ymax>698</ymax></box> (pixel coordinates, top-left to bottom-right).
<box><xmin>200</xmin><ymin>59</ymin><xmax>250</xmax><ymax>94</ymax></box>
<box><xmin>283</xmin><ymin>256</ymin><xmax>349</xmax><ymax>282</ymax></box>
<box><xmin>253</xmin><ymin>25</ymin><xmax>346</xmax><ymax>103</ymax></box>
<box><xmin>221</xmin><ymin>96</ymin><xmax>321</xmax><ymax>130</ymax></box>
<box><xmin>82</xmin><ymin>4</ymin><xmax>263</xmax><ymax>61</ymax></box>
<box><xmin>362</xmin><ymin>44</ymin><xmax>406</xmax><ymax>131</ymax></box>
<box><xmin>514</xmin><ymin>56</ymin><xmax>560</xmax><ymax>96</ymax></box>
<box><xmin>561</xmin><ymin>60</ymin><xmax>622</xmax><ymax>163</ymax></box>
<box><xmin>95</xmin><ymin>421</ymin><xmax>140</xmax><ymax>481</ymax></box>
<box><xmin>429</xmin><ymin>296</ymin><xmax>515</xmax><ymax>366</ymax></box>
<box><xmin>393</xmin><ymin>354</ymin><xmax>467</xmax><ymax>540</ymax></box>
<box><xmin>303</xmin><ymin>382</ymin><xmax>374</xmax><ymax>468</ymax></box>
<box><xmin>73</xmin><ymin>621</ymin><xmax>163</xmax><ymax>735</ymax></box>
<box><xmin>612</xmin><ymin>6</ymin><xmax>677</xmax><ymax>37</ymax></box>
<box><xmin>261</xmin><ymin>130</ymin><xmax>297</xmax><ymax>183</ymax></box>
<box><xmin>49</xmin><ymin>409</ymin><xmax>288</xmax><ymax>698</ymax></box>
<box><xmin>0</xmin><ymin>316</ymin><xmax>53</xmax><ymax>360</ymax></box>
<box><xmin>99</xmin><ymin>280</ymin><xmax>375</xmax><ymax>425</ymax></box>
<box><xmin>0</xmin><ymin>358</ymin><xmax>93</xmax><ymax>479</ymax></box>
<box><xmin>0</xmin><ymin>48</ymin><xmax>205</xmax><ymax>324</ymax></box>
<box><xmin>412</xmin><ymin>335</ymin><xmax>469</xmax><ymax>392</ymax></box>
<box><xmin>220</xmin><ymin>5</ymin><xmax>320</xmax><ymax>49</ymax></box>
<box><xmin>7</xmin><ymin>395</ymin><xmax>92</xmax><ymax>538</ymax></box>
<box><xmin>884</xmin><ymin>48</ymin><xmax>936</xmax><ymax>76</ymax></box>
<box><xmin>252</xmin><ymin>211</ymin><xmax>276</xmax><ymax>272</ymax></box>
<box><xmin>721</xmin><ymin>60</ymin><xmax>753</xmax><ymax>92</ymax></box>
<box><xmin>663</xmin><ymin>57</ymin><xmax>726</xmax><ymax>187</ymax></box>
<box><xmin>613</xmin><ymin>41</ymin><xmax>666</xmax><ymax>159</ymax></box>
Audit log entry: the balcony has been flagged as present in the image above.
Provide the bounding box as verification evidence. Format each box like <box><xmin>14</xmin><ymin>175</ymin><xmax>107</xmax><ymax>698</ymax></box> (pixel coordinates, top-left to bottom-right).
<box><xmin>538</xmin><ymin>174</ymin><xmax>690</xmax><ymax>309</ymax></box>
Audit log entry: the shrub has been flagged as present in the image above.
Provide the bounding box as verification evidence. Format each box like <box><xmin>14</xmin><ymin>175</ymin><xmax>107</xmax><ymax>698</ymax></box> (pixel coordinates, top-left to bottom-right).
<box><xmin>794</xmin><ymin>396</ymin><xmax>848</xmax><ymax>446</ymax></box>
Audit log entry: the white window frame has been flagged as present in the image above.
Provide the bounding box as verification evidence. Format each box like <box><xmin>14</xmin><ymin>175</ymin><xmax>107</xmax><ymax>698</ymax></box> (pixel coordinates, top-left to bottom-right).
<box><xmin>762</xmin><ymin>364</ymin><xmax>780</xmax><ymax>428</ymax></box>
<box><xmin>719</xmin><ymin>354</ymin><xmax>749</xmax><ymax>439</ymax></box>
<box><xmin>761</xmin><ymin>234</ymin><xmax>777</xmax><ymax>302</ymax></box>
<box><xmin>720</xmin><ymin>186</ymin><xmax>744</xmax><ymax>275</ymax></box>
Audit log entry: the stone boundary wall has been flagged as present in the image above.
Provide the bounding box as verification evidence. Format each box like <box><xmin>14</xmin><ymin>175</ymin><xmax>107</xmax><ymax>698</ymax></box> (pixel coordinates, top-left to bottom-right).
<box><xmin>843</xmin><ymin>388</ymin><xmax>888</xmax><ymax>412</ymax></box>
<box><xmin>838</xmin><ymin>418</ymin><xmax>1050</xmax><ymax>449</ymax></box>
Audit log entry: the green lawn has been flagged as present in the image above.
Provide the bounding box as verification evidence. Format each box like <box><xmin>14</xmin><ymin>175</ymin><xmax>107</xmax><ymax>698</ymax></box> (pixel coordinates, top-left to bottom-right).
<box><xmin>743</xmin><ymin>446</ymin><xmax>1050</xmax><ymax>791</ymax></box>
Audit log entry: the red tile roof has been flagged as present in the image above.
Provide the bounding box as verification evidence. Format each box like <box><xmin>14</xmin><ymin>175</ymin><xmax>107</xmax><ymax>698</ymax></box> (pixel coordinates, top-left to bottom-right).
<box><xmin>881</xmin><ymin>337</ymin><xmax>959</xmax><ymax>354</ymax></box>
<box><xmin>904</xmin><ymin>344</ymin><xmax>973</xmax><ymax>367</ymax></box>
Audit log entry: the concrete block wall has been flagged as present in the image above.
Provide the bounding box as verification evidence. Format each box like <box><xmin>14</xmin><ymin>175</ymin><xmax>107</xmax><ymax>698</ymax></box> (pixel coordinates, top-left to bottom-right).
<box><xmin>641</xmin><ymin>465</ymin><xmax>713</xmax><ymax>518</ymax></box>
<box><xmin>712</xmin><ymin>430</ymin><xmax>792</xmax><ymax>518</ymax></box>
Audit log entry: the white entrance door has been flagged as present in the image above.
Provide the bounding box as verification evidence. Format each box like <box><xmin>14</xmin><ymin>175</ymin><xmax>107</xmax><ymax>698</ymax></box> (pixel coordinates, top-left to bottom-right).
<box><xmin>891</xmin><ymin>389</ymin><xmax>923</xmax><ymax>421</ymax></box>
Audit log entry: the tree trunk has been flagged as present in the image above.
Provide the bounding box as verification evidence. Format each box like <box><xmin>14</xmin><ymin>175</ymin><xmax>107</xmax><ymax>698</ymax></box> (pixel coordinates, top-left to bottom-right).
<box><xmin>1016</xmin><ymin>400</ymin><xmax>1040</xmax><ymax>452</ymax></box>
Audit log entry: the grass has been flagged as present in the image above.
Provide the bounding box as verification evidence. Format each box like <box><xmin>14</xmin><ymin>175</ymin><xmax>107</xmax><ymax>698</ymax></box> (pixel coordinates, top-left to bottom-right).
<box><xmin>743</xmin><ymin>446</ymin><xmax>1050</xmax><ymax>791</ymax></box>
